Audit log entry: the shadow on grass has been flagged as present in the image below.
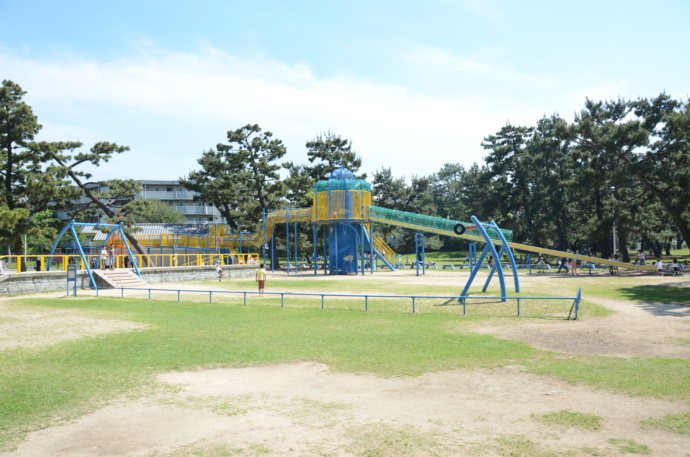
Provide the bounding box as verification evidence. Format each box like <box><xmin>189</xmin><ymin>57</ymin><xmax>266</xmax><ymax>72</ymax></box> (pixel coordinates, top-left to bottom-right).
<box><xmin>618</xmin><ymin>284</ymin><xmax>690</xmax><ymax>317</ymax></box>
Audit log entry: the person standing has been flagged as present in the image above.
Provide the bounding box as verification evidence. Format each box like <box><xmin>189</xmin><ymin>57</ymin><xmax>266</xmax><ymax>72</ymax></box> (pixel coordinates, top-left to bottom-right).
<box><xmin>671</xmin><ymin>258</ymin><xmax>680</xmax><ymax>276</ymax></box>
<box><xmin>557</xmin><ymin>257</ymin><xmax>569</xmax><ymax>273</ymax></box>
<box><xmin>609</xmin><ymin>254</ymin><xmax>619</xmax><ymax>275</ymax></box>
<box><xmin>108</xmin><ymin>245</ymin><xmax>116</xmax><ymax>270</ymax></box>
<box><xmin>656</xmin><ymin>258</ymin><xmax>664</xmax><ymax>276</ymax></box>
<box><xmin>637</xmin><ymin>250</ymin><xmax>646</xmax><ymax>266</ymax></box>
<box><xmin>256</xmin><ymin>263</ymin><xmax>267</xmax><ymax>297</ymax></box>
<box><xmin>101</xmin><ymin>246</ymin><xmax>108</xmax><ymax>270</ymax></box>
<box><xmin>570</xmin><ymin>257</ymin><xmax>578</xmax><ymax>275</ymax></box>
<box><xmin>215</xmin><ymin>260</ymin><xmax>224</xmax><ymax>281</ymax></box>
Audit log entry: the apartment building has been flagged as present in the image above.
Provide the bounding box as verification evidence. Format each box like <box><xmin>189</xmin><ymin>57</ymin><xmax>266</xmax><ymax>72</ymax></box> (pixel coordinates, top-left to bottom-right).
<box><xmin>62</xmin><ymin>180</ymin><xmax>222</xmax><ymax>224</ymax></box>
<box><xmin>140</xmin><ymin>180</ymin><xmax>221</xmax><ymax>223</ymax></box>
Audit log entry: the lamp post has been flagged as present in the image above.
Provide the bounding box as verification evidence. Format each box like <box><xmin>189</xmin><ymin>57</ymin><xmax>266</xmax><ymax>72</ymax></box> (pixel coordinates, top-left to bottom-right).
<box><xmin>239</xmin><ymin>231</ymin><xmax>250</xmax><ymax>260</ymax></box>
<box><xmin>610</xmin><ymin>186</ymin><xmax>617</xmax><ymax>255</ymax></box>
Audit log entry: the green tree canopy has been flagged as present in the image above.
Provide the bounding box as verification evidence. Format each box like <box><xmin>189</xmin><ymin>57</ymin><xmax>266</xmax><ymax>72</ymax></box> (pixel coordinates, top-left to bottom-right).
<box><xmin>565</xmin><ymin>95</ymin><xmax>690</xmax><ymax>256</ymax></box>
<box><xmin>182</xmin><ymin>124</ymin><xmax>287</xmax><ymax>231</ymax></box>
<box><xmin>305</xmin><ymin>131</ymin><xmax>365</xmax><ymax>181</ymax></box>
<box><xmin>0</xmin><ymin>80</ymin><xmax>80</xmax><ymax>260</ymax></box>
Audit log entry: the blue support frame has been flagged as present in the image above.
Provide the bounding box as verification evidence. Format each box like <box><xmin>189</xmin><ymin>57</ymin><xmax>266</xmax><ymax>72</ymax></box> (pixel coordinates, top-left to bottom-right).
<box><xmin>415</xmin><ymin>232</ymin><xmax>425</xmax><ymax>276</ymax></box>
<box><xmin>46</xmin><ymin>220</ymin><xmax>142</xmax><ymax>291</ymax></box>
<box><xmin>458</xmin><ymin>216</ymin><xmax>519</xmax><ymax>303</ymax></box>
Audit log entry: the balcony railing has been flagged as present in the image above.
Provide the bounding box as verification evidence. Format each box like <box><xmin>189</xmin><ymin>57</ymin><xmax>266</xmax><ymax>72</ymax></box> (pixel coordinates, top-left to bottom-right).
<box><xmin>141</xmin><ymin>190</ymin><xmax>195</xmax><ymax>200</ymax></box>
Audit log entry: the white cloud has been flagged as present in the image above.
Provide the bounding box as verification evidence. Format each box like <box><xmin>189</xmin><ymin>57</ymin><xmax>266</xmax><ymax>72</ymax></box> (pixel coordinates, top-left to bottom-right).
<box><xmin>402</xmin><ymin>45</ymin><xmax>558</xmax><ymax>89</ymax></box>
<box><xmin>2</xmin><ymin>45</ymin><xmax>511</xmax><ymax>180</ymax></box>
<box><xmin>1</xmin><ymin>42</ymin><xmax>632</xmax><ymax>182</ymax></box>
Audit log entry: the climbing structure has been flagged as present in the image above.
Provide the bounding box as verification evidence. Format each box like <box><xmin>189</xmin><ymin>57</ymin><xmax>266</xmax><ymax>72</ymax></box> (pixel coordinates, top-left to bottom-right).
<box><xmin>311</xmin><ymin>168</ymin><xmax>374</xmax><ymax>274</ymax></box>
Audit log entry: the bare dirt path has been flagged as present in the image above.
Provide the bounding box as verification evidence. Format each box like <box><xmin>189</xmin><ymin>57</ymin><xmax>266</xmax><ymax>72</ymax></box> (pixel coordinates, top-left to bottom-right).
<box><xmin>1</xmin><ymin>272</ymin><xmax>689</xmax><ymax>457</ymax></box>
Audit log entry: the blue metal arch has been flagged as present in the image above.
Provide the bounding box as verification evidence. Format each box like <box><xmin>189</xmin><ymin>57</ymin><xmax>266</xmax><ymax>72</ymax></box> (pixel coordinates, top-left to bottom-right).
<box><xmin>46</xmin><ymin>220</ymin><xmax>141</xmax><ymax>290</ymax></box>
<box><xmin>458</xmin><ymin>216</ymin><xmax>520</xmax><ymax>303</ymax></box>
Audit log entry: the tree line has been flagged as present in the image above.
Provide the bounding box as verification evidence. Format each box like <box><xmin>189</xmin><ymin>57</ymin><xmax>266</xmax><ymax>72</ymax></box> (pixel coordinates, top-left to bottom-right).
<box><xmin>2</xmin><ymin>78</ymin><xmax>689</xmax><ymax>263</ymax></box>
<box><xmin>181</xmin><ymin>95</ymin><xmax>690</xmax><ymax>261</ymax></box>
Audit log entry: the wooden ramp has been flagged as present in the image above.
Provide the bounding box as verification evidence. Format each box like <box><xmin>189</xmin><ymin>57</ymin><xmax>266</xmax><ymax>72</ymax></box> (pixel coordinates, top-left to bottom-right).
<box><xmin>92</xmin><ymin>269</ymin><xmax>150</xmax><ymax>289</ymax></box>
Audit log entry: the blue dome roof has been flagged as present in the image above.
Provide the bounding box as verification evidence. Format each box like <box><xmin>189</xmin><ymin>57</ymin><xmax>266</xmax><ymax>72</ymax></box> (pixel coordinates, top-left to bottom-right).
<box><xmin>329</xmin><ymin>168</ymin><xmax>355</xmax><ymax>180</ymax></box>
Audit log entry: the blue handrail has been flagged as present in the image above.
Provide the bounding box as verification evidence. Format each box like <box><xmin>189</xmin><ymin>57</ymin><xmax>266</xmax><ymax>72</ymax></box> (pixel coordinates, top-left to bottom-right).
<box><xmin>90</xmin><ymin>286</ymin><xmax>581</xmax><ymax>319</ymax></box>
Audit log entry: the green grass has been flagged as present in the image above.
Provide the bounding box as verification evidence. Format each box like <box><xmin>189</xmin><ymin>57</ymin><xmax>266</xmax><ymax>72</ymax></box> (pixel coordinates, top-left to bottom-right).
<box><xmin>527</xmin><ymin>356</ymin><xmax>690</xmax><ymax>403</ymax></box>
<box><xmin>641</xmin><ymin>411</ymin><xmax>690</xmax><ymax>436</ymax></box>
<box><xmin>344</xmin><ymin>422</ymin><xmax>448</xmax><ymax>456</ymax></box>
<box><xmin>482</xmin><ymin>435</ymin><xmax>583</xmax><ymax>457</ymax></box>
<box><xmin>607</xmin><ymin>438</ymin><xmax>651</xmax><ymax>454</ymax></box>
<box><xmin>507</xmin><ymin>275</ymin><xmax>690</xmax><ymax>308</ymax></box>
<box><xmin>0</xmin><ymin>298</ymin><xmax>543</xmax><ymax>448</ymax></box>
<box><xmin>137</xmin><ymin>289</ymin><xmax>593</xmax><ymax>320</ymax></box>
<box><xmin>2</xmin><ymin>272</ymin><xmax>690</xmax><ymax>450</ymax></box>
<box><xmin>214</xmin><ymin>276</ymin><xmax>467</xmax><ymax>296</ymax></box>
<box><xmin>143</xmin><ymin>443</ymin><xmax>271</xmax><ymax>456</ymax></box>
<box><xmin>531</xmin><ymin>410</ymin><xmax>603</xmax><ymax>430</ymax></box>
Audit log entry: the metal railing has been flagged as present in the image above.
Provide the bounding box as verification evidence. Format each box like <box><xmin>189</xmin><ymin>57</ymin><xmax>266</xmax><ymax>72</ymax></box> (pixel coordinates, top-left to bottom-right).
<box><xmin>88</xmin><ymin>286</ymin><xmax>581</xmax><ymax>319</ymax></box>
<box><xmin>0</xmin><ymin>253</ymin><xmax>260</xmax><ymax>273</ymax></box>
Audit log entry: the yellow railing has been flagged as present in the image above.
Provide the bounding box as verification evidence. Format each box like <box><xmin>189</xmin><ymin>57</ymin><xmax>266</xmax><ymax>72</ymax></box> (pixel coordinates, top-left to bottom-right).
<box><xmin>372</xmin><ymin>235</ymin><xmax>396</xmax><ymax>266</ymax></box>
<box><xmin>101</xmin><ymin>224</ymin><xmax>229</xmax><ymax>249</ymax></box>
<box><xmin>0</xmin><ymin>253</ymin><xmax>260</xmax><ymax>274</ymax></box>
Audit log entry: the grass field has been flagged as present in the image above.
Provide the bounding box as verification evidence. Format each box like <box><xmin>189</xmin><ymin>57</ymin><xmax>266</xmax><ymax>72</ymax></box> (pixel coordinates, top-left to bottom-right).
<box><xmin>1</xmin><ymin>271</ymin><xmax>689</xmax><ymax>456</ymax></box>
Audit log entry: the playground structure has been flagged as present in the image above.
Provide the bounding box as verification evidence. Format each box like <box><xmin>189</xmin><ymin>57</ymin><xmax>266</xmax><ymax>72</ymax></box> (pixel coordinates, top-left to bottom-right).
<box><xmin>11</xmin><ymin>167</ymin><xmax>659</xmax><ymax>294</ymax></box>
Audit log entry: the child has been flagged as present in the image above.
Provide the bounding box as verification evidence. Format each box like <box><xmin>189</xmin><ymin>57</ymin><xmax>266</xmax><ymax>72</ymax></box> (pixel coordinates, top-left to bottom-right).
<box><xmin>609</xmin><ymin>254</ymin><xmax>619</xmax><ymax>275</ymax></box>
<box><xmin>671</xmin><ymin>258</ymin><xmax>680</xmax><ymax>276</ymax></box>
<box><xmin>216</xmin><ymin>260</ymin><xmax>224</xmax><ymax>281</ymax></box>
<box><xmin>557</xmin><ymin>257</ymin><xmax>569</xmax><ymax>273</ymax></box>
<box><xmin>656</xmin><ymin>258</ymin><xmax>663</xmax><ymax>276</ymax></box>
<box><xmin>256</xmin><ymin>263</ymin><xmax>267</xmax><ymax>297</ymax></box>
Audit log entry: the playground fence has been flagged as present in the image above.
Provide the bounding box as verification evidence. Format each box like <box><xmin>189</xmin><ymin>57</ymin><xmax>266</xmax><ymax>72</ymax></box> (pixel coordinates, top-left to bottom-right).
<box><xmin>0</xmin><ymin>253</ymin><xmax>260</xmax><ymax>274</ymax></box>
<box><xmin>88</xmin><ymin>287</ymin><xmax>581</xmax><ymax>319</ymax></box>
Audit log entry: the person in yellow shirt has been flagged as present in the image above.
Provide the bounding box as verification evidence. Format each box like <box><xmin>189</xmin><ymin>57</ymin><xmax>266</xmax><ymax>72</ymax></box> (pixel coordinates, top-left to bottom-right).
<box><xmin>256</xmin><ymin>263</ymin><xmax>267</xmax><ymax>297</ymax></box>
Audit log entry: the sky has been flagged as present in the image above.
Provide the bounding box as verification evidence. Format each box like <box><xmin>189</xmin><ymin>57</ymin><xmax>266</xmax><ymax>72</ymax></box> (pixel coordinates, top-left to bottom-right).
<box><xmin>1</xmin><ymin>0</ymin><xmax>688</xmax><ymax>182</ymax></box>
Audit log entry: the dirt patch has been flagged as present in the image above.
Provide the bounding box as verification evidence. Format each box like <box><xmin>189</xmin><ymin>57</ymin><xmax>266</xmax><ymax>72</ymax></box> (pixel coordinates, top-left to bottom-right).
<box><xmin>5</xmin><ymin>362</ymin><xmax>689</xmax><ymax>456</ymax></box>
<box><xmin>0</xmin><ymin>302</ymin><xmax>146</xmax><ymax>351</ymax></box>
<box><xmin>472</xmin><ymin>296</ymin><xmax>690</xmax><ymax>359</ymax></box>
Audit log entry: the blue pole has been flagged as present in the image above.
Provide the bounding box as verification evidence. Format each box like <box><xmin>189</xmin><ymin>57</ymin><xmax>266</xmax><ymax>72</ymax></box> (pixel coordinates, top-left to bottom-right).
<box><xmin>414</xmin><ymin>233</ymin><xmax>420</xmax><ymax>276</ymax></box>
<box><xmin>491</xmin><ymin>221</ymin><xmax>520</xmax><ymax>293</ymax></box>
<box><xmin>369</xmin><ymin>222</ymin><xmax>374</xmax><ymax>274</ymax></box>
<box><xmin>313</xmin><ymin>224</ymin><xmax>317</xmax><ymax>275</ymax></box>
<box><xmin>262</xmin><ymin>210</ymin><xmax>267</xmax><ymax>266</ymax></box>
<box><xmin>483</xmin><ymin>245</ymin><xmax>507</xmax><ymax>292</ymax></box>
<box><xmin>322</xmin><ymin>225</ymin><xmax>327</xmax><ymax>275</ymax></box>
<box><xmin>419</xmin><ymin>233</ymin><xmax>426</xmax><ymax>275</ymax></box>
<box><xmin>71</xmin><ymin>224</ymin><xmax>98</xmax><ymax>290</ymax></box>
<box><xmin>46</xmin><ymin>220</ymin><xmax>74</xmax><ymax>271</ymax></box>
<box><xmin>285</xmin><ymin>208</ymin><xmax>290</xmax><ymax>275</ymax></box>
<box><xmin>459</xmin><ymin>245</ymin><xmax>492</xmax><ymax>302</ymax></box>
<box><xmin>359</xmin><ymin>223</ymin><xmax>365</xmax><ymax>275</ymax></box>
<box><xmin>479</xmin><ymin>218</ymin><xmax>507</xmax><ymax>301</ymax></box>
<box><xmin>119</xmin><ymin>224</ymin><xmax>141</xmax><ymax>277</ymax></box>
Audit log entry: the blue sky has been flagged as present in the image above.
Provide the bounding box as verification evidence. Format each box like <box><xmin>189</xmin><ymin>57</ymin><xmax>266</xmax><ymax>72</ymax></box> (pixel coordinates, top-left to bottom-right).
<box><xmin>1</xmin><ymin>0</ymin><xmax>688</xmax><ymax>182</ymax></box>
